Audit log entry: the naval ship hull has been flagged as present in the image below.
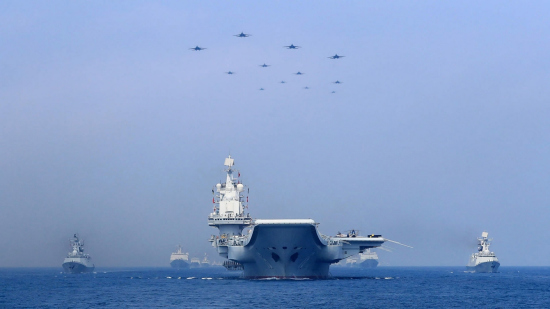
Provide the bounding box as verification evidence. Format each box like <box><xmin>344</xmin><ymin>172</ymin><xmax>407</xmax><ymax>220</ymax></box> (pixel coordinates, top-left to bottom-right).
<box><xmin>62</xmin><ymin>261</ymin><xmax>94</xmax><ymax>274</ymax></box>
<box><xmin>466</xmin><ymin>261</ymin><xmax>500</xmax><ymax>273</ymax></box>
<box><xmin>190</xmin><ymin>261</ymin><xmax>201</xmax><ymax>268</ymax></box>
<box><xmin>359</xmin><ymin>259</ymin><xmax>379</xmax><ymax>268</ymax></box>
<box><xmin>170</xmin><ymin>260</ymin><xmax>190</xmax><ymax>269</ymax></box>
<box><xmin>229</xmin><ymin>224</ymin><xmax>333</xmax><ymax>278</ymax></box>
<box><xmin>223</xmin><ymin>223</ymin><xmax>382</xmax><ymax>278</ymax></box>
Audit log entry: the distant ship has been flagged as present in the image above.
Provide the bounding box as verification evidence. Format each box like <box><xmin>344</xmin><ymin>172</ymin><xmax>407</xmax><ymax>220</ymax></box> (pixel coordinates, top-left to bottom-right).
<box><xmin>200</xmin><ymin>253</ymin><xmax>211</xmax><ymax>267</ymax></box>
<box><xmin>357</xmin><ymin>249</ymin><xmax>379</xmax><ymax>268</ymax></box>
<box><xmin>342</xmin><ymin>247</ymin><xmax>379</xmax><ymax>268</ymax></box>
<box><xmin>208</xmin><ymin>156</ymin><xmax>385</xmax><ymax>278</ymax></box>
<box><xmin>467</xmin><ymin>231</ymin><xmax>500</xmax><ymax>273</ymax></box>
<box><xmin>62</xmin><ymin>234</ymin><xmax>95</xmax><ymax>273</ymax></box>
<box><xmin>169</xmin><ymin>245</ymin><xmax>190</xmax><ymax>269</ymax></box>
<box><xmin>189</xmin><ymin>257</ymin><xmax>201</xmax><ymax>268</ymax></box>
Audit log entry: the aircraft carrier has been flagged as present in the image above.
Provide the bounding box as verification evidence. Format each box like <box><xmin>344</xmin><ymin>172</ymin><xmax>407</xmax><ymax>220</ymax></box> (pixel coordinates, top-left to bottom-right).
<box><xmin>62</xmin><ymin>234</ymin><xmax>95</xmax><ymax>273</ymax></box>
<box><xmin>208</xmin><ymin>156</ymin><xmax>385</xmax><ymax>278</ymax></box>
<box><xmin>467</xmin><ymin>231</ymin><xmax>500</xmax><ymax>273</ymax></box>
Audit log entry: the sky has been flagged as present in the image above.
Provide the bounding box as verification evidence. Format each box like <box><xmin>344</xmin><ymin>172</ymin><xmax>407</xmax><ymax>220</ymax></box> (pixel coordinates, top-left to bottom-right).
<box><xmin>1</xmin><ymin>1</ymin><xmax>549</xmax><ymax>267</ymax></box>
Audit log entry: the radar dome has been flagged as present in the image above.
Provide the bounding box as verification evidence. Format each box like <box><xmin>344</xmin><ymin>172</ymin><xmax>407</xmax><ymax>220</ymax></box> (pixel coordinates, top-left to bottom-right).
<box><xmin>216</xmin><ymin>183</ymin><xmax>221</xmax><ymax>191</ymax></box>
<box><xmin>237</xmin><ymin>184</ymin><xmax>244</xmax><ymax>192</ymax></box>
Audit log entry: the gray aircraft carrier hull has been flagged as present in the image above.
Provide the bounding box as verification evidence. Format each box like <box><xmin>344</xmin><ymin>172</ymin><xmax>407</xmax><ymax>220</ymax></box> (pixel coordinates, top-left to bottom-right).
<box><xmin>62</xmin><ymin>262</ymin><xmax>95</xmax><ymax>274</ymax></box>
<box><xmin>224</xmin><ymin>223</ymin><xmax>379</xmax><ymax>278</ymax></box>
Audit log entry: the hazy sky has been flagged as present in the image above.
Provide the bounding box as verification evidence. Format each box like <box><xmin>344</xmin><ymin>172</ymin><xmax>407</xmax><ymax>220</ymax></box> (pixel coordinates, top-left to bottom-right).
<box><xmin>1</xmin><ymin>1</ymin><xmax>549</xmax><ymax>267</ymax></box>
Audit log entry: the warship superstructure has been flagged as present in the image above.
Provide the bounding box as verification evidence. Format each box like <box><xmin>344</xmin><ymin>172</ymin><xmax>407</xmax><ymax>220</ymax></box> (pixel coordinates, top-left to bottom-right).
<box><xmin>208</xmin><ymin>156</ymin><xmax>385</xmax><ymax>278</ymax></box>
<box><xmin>467</xmin><ymin>231</ymin><xmax>500</xmax><ymax>273</ymax></box>
<box><xmin>200</xmin><ymin>253</ymin><xmax>211</xmax><ymax>267</ymax></box>
<box><xmin>169</xmin><ymin>245</ymin><xmax>190</xmax><ymax>269</ymax></box>
<box><xmin>62</xmin><ymin>234</ymin><xmax>95</xmax><ymax>273</ymax></box>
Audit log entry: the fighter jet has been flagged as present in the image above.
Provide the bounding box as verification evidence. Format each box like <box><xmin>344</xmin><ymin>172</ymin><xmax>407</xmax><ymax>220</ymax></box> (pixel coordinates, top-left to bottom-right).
<box><xmin>284</xmin><ymin>44</ymin><xmax>301</xmax><ymax>49</ymax></box>
<box><xmin>333</xmin><ymin>80</ymin><xmax>342</xmax><ymax>84</ymax></box>
<box><xmin>331</xmin><ymin>91</ymin><xmax>336</xmax><ymax>94</ymax></box>
<box><xmin>234</xmin><ymin>32</ymin><xmax>251</xmax><ymax>37</ymax></box>
<box><xmin>303</xmin><ymin>87</ymin><xmax>310</xmax><ymax>90</ymax></box>
<box><xmin>294</xmin><ymin>71</ymin><xmax>305</xmax><ymax>75</ymax></box>
<box><xmin>259</xmin><ymin>63</ymin><xmax>271</xmax><ymax>67</ymax></box>
<box><xmin>225</xmin><ymin>71</ymin><xmax>235</xmax><ymax>75</ymax></box>
<box><xmin>190</xmin><ymin>46</ymin><xmax>206</xmax><ymax>51</ymax></box>
<box><xmin>259</xmin><ymin>88</ymin><xmax>265</xmax><ymax>91</ymax></box>
<box><xmin>328</xmin><ymin>54</ymin><xmax>344</xmax><ymax>59</ymax></box>
<box><xmin>280</xmin><ymin>81</ymin><xmax>286</xmax><ymax>84</ymax></box>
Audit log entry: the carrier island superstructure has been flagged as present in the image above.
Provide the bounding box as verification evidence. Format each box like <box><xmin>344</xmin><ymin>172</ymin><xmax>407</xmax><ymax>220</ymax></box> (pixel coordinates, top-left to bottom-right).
<box><xmin>62</xmin><ymin>234</ymin><xmax>95</xmax><ymax>273</ymax></box>
<box><xmin>467</xmin><ymin>231</ymin><xmax>500</xmax><ymax>273</ymax></box>
<box><xmin>208</xmin><ymin>156</ymin><xmax>385</xmax><ymax>278</ymax></box>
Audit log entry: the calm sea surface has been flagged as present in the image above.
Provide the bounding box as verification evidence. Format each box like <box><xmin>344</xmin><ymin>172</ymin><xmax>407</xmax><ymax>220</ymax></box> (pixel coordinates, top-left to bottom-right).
<box><xmin>1</xmin><ymin>266</ymin><xmax>549</xmax><ymax>308</ymax></box>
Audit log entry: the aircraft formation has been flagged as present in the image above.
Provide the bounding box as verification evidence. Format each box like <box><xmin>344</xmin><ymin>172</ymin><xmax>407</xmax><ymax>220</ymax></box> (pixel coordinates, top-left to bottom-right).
<box><xmin>190</xmin><ymin>32</ymin><xmax>345</xmax><ymax>93</ymax></box>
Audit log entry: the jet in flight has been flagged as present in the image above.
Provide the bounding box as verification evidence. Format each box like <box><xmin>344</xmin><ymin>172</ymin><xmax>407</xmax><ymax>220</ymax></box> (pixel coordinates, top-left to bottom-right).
<box><xmin>225</xmin><ymin>71</ymin><xmax>235</xmax><ymax>75</ymax></box>
<box><xmin>331</xmin><ymin>91</ymin><xmax>336</xmax><ymax>93</ymax></box>
<box><xmin>190</xmin><ymin>46</ymin><xmax>206</xmax><ymax>51</ymax></box>
<box><xmin>234</xmin><ymin>32</ymin><xmax>251</xmax><ymax>37</ymax></box>
<box><xmin>333</xmin><ymin>80</ymin><xmax>342</xmax><ymax>84</ymax></box>
<box><xmin>294</xmin><ymin>71</ymin><xmax>305</xmax><ymax>75</ymax></box>
<box><xmin>280</xmin><ymin>81</ymin><xmax>286</xmax><ymax>84</ymax></box>
<box><xmin>284</xmin><ymin>44</ymin><xmax>301</xmax><ymax>49</ymax></box>
<box><xmin>259</xmin><ymin>88</ymin><xmax>265</xmax><ymax>91</ymax></box>
<box><xmin>328</xmin><ymin>54</ymin><xmax>344</xmax><ymax>59</ymax></box>
<box><xmin>303</xmin><ymin>87</ymin><xmax>310</xmax><ymax>90</ymax></box>
<box><xmin>259</xmin><ymin>63</ymin><xmax>271</xmax><ymax>67</ymax></box>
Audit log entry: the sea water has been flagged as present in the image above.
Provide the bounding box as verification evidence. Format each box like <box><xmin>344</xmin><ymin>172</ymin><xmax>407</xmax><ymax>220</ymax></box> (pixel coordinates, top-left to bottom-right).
<box><xmin>1</xmin><ymin>266</ymin><xmax>549</xmax><ymax>308</ymax></box>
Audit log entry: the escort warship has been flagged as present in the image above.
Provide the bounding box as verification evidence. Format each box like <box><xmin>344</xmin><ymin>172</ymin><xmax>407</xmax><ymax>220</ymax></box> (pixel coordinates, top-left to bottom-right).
<box><xmin>200</xmin><ymin>254</ymin><xmax>211</xmax><ymax>267</ymax></box>
<box><xmin>62</xmin><ymin>234</ymin><xmax>95</xmax><ymax>273</ymax></box>
<box><xmin>343</xmin><ymin>248</ymin><xmax>379</xmax><ymax>268</ymax></box>
<box><xmin>208</xmin><ymin>156</ymin><xmax>385</xmax><ymax>278</ymax></box>
<box><xmin>467</xmin><ymin>231</ymin><xmax>500</xmax><ymax>273</ymax></box>
<box><xmin>189</xmin><ymin>257</ymin><xmax>201</xmax><ymax>268</ymax></box>
<box><xmin>169</xmin><ymin>245</ymin><xmax>190</xmax><ymax>269</ymax></box>
<box><xmin>358</xmin><ymin>249</ymin><xmax>379</xmax><ymax>267</ymax></box>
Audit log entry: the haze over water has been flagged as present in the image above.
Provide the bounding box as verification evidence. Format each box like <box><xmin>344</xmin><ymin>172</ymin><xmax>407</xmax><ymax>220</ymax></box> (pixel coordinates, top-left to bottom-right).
<box><xmin>1</xmin><ymin>1</ymin><xmax>549</xmax><ymax>268</ymax></box>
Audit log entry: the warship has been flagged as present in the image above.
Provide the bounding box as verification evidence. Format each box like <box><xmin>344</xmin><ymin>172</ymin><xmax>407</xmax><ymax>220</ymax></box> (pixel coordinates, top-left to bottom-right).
<box><xmin>467</xmin><ymin>231</ymin><xmax>500</xmax><ymax>273</ymax></box>
<box><xmin>208</xmin><ymin>156</ymin><xmax>385</xmax><ymax>278</ymax></box>
<box><xmin>62</xmin><ymin>234</ymin><xmax>95</xmax><ymax>273</ymax></box>
<box><xmin>169</xmin><ymin>245</ymin><xmax>190</xmax><ymax>269</ymax></box>
<box><xmin>200</xmin><ymin>253</ymin><xmax>211</xmax><ymax>267</ymax></box>
<box><xmin>355</xmin><ymin>249</ymin><xmax>379</xmax><ymax>268</ymax></box>
<box><xmin>341</xmin><ymin>247</ymin><xmax>378</xmax><ymax>267</ymax></box>
<box><xmin>189</xmin><ymin>257</ymin><xmax>201</xmax><ymax>268</ymax></box>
